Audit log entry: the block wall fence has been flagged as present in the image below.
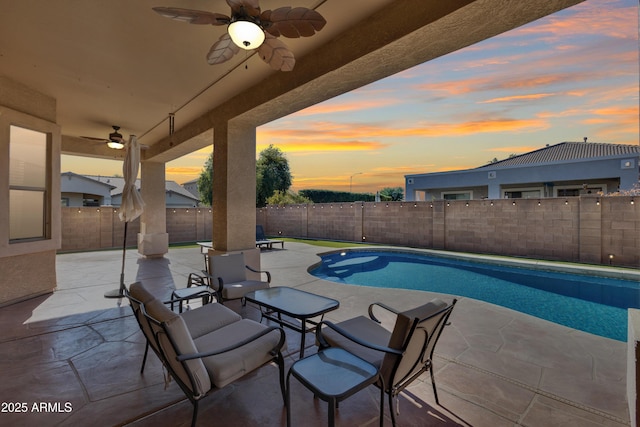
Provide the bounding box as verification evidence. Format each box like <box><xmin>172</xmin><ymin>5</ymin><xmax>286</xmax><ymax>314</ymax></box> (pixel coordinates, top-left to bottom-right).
<box><xmin>61</xmin><ymin>196</ymin><xmax>639</xmax><ymax>268</ymax></box>
<box><xmin>256</xmin><ymin>196</ymin><xmax>639</xmax><ymax>268</ymax></box>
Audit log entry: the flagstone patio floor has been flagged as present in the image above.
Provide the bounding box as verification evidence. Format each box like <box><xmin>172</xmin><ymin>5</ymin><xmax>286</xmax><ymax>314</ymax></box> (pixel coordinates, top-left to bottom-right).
<box><xmin>0</xmin><ymin>242</ymin><xmax>631</xmax><ymax>426</ymax></box>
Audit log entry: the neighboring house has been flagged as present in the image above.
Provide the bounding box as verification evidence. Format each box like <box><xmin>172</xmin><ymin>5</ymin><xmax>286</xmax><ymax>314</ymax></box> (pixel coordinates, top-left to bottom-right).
<box><xmin>61</xmin><ymin>173</ymin><xmax>200</xmax><ymax>207</ymax></box>
<box><xmin>182</xmin><ymin>178</ymin><xmax>200</xmax><ymax>199</ymax></box>
<box><xmin>405</xmin><ymin>142</ymin><xmax>640</xmax><ymax>201</ymax></box>
<box><xmin>61</xmin><ymin>172</ymin><xmax>116</xmax><ymax>206</ymax></box>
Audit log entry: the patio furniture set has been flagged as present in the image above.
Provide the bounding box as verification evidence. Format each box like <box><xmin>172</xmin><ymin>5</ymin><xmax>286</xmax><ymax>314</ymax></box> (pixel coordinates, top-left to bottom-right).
<box><xmin>126</xmin><ymin>251</ymin><xmax>457</xmax><ymax>427</ymax></box>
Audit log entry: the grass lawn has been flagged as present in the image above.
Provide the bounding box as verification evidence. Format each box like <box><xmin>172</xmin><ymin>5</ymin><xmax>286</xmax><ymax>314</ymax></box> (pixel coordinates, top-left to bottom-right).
<box><xmin>278</xmin><ymin>237</ymin><xmax>365</xmax><ymax>248</ymax></box>
<box><xmin>169</xmin><ymin>238</ymin><xmax>364</xmax><ymax>250</ymax></box>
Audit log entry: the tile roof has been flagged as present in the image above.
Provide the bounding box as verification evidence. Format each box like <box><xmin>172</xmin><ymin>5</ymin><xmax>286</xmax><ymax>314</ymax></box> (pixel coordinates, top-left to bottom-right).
<box><xmin>477</xmin><ymin>142</ymin><xmax>640</xmax><ymax>169</ymax></box>
<box><xmin>81</xmin><ymin>174</ymin><xmax>199</xmax><ymax>201</ymax></box>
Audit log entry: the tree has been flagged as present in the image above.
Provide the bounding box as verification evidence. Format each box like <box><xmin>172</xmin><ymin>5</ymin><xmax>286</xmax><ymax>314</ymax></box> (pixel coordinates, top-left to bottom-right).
<box><xmin>266</xmin><ymin>190</ymin><xmax>313</xmax><ymax>206</ymax></box>
<box><xmin>379</xmin><ymin>187</ymin><xmax>404</xmax><ymax>201</ymax></box>
<box><xmin>256</xmin><ymin>145</ymin><xmax>292</xmax><ymax>207</ymax></box>
<box><xmin>197</xmin><ymin>153</ymin><xmax>213</xmax><ymax>206</ymax></box>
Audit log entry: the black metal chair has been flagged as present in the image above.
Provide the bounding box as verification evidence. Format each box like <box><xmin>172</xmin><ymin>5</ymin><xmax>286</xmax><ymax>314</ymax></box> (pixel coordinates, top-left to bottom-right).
<box><xmin>317</xmin><ymin>298</ymin><xmax>457</xmax><ymax>427</ymax></box>
<box><xmin>204</xmin><ymin>252</ymin><xmax>271</xmax><ymax>304</ymax></box>
<box><xmin>171</xmin><ymin>272</ymin><xmax>216</xmax><ymax>313</ymax></box>
<box><xmin>130</xmin><ymin>282</ymin><xmax>286</xmax><ymax>427</ymax></box>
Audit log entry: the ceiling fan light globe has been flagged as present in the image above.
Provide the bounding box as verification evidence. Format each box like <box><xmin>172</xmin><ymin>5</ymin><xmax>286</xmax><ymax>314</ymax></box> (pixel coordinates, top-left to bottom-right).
<box><xmin>228</xmin><ymin>20</ymin><xmax>265</xmax><ymax>50</ymax></box>
<box><xmin>107</xmin><ymin>140</ymin><xmax>125</xmax><ymax>150</ymax></box>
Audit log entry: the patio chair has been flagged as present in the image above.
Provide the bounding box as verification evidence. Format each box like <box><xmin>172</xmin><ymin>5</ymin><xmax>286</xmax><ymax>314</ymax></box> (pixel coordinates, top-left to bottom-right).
<box><xmin>316</xmin><ymin>298</ymin><xmax>457</xmax><ymax>427</ymax></box>
<box><xmin>127</xmin><ymin>282</ymin><xmax>235</xmax><ymax>374</ymax></box>
<box><xmin>204</xmin><ymin>252</ymin><xmax>271</xmax><ymax>304</ymax></box>
<box><xmin>171</xmin><ymin>272</ymin><xmax>216</xmax><ymax>313</ymax></box>
<box><xmin>256</xmin><ymin>225</ymin><xmax>284</xmax><ymax>249</ymax></box>
<box><xmin>133</xmin><ymin>282</ymin><xmax>286</xmax><ymax>427</ymax></box>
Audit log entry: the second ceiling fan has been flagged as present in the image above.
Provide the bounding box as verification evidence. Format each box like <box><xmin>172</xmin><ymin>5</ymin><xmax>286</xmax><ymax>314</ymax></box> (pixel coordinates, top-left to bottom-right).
<box><xmin>153</xmin><ymin>0</ymin><xmax>326</xmax><ymax>71</ymax></box>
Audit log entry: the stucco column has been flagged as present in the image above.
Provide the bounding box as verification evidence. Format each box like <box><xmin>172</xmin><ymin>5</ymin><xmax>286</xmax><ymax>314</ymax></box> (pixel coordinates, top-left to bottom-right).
<box><xmin>212</xmin><ymin>120</ymin><xmax>257</xmax><ymax>253</ymax></box>
<box><xmin>138</xmin><ymin>160</ymin><xmax>169</xmax><ymax>257</ymax></box>
<box><xmin>210</xmin><ymin>120</ymin><xmax>261</xmax><ymax>274</ymax></box>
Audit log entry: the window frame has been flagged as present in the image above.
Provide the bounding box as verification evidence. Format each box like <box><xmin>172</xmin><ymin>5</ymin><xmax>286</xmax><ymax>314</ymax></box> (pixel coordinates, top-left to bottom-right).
<box><xmin>9</xmin><ymin>125</ymin><xmax>52</xmax><ymax>242</ymax></box>
<box><xmin>441</xmin><ymin>190</ymin><xmax>473</xmax><ymax>200</ymax></box>
<box><xmin>0</xmin><ymin>107</ymin><xmax>61</xmax><ymax>257</ymax></box>
<box><xmin>502</xmin><ymin>186</ymin><xmax>543</xmax><ymax>199</ymax></box>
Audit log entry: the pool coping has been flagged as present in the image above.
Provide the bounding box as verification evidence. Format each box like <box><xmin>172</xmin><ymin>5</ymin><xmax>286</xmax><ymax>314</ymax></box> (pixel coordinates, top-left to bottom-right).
<box><xmin>310</xmin><ymin>245</ymin><xmax>640</xmax><ymax>282</ymax></box>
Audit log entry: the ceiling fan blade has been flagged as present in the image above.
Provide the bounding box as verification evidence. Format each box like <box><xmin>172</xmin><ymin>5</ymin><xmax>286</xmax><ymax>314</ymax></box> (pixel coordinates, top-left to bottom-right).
<box><xmin>258</xmin><ymin>35</ymin><xmax>295</xmax><ymax>71</ymax></box>
<box><xmin>152</xmin><ymin>7</ymin><xmax>230</xmax><ymax>25</ymax></box>
<box><xmin>207</xmin><ymin>33</ymin><xmax>240</xmax><ymax>65</ymax></box>
<box><xmin>261</xmin><ymin>7</ymin><xmax>326</xmax><ymax>38</ymax></box>
<box><xmin>227</xmin><ymin>0</ymin><xmax>261</xmax><ymax>17</ymax></box>
<box><xmin>80</xmin><ymin>136</ymin><xmax>109</xmax><ymax>142</ymax></box>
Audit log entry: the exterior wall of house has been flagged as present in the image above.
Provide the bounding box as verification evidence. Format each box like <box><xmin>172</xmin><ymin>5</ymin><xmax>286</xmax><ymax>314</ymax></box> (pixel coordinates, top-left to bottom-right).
<box><xmin>0</xmin><ymin>76</ymin><xmax>61</xmax><ymax>306</ymax></box>
<box><xmin>60</xmin><ymin>173</ymin><xmax>113</xmax><ymax>206</ymax></box>
<box><xmin>165</xmin><ymin>191</ymin><xmax>199</xmax><ymax>207</ymax></box>
<box><xmin>406</xmin><ymin>156</ymin><xmax>640</xmax><ymax>201</ymax></box>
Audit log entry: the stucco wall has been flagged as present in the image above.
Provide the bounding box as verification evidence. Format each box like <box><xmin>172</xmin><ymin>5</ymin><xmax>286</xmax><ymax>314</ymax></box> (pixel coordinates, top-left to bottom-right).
<box><xmin>0</xmin><ymin>77</ymin><xmax>60</xmax><ymax>307</ymax></box>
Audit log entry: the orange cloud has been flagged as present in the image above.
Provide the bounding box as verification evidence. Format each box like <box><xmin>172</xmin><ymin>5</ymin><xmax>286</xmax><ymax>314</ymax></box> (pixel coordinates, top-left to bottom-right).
<box><xmin>480</xmin><ymin>93</ymin><xmax>556</xmax><ymax>103</ymax></box>
<box><xmin>266</xmin><ymin>140</ymin><xmax>387</xmax><ymax>153</ymax></box>
<box><xmin>260</xmin><ymin>118</ymin><xmax>549</xmax><ymax>149</ymax></box>
<box><xmin>291</xmin><ymin>99</ymin><xmax>400</xmax><ymax>117</ymax></box>
<box><xmin>513</xmin><ymin>1</ymin><xmax>637</xmax><ymax>41</ymax></box>
<box><xmin>166</xmin><ymin>166</ymin><xmax>203</xmax><ymax>184</ymax></box>
<box><xmin>424</xmin><ymin>118</ymin><xmax>549</xmax><ymax>135</ymax></box>
<box><xmin>417</xmin><ymin>72</ymin><xmax>593</xmax><ymax>97</ymax></box>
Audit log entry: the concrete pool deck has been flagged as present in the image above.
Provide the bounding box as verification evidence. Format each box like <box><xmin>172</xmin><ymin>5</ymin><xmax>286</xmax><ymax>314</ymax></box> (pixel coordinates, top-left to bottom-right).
<box><xmin>0</xmin><ymin>242</ymin><xmax>632</xmax><ymax>426</ymax></box>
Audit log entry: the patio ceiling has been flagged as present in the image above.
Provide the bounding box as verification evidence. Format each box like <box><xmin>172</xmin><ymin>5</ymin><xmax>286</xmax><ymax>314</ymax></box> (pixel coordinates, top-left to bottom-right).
<box><xmin>0</xmin><ymin>0</ymin><xmax>583</xmax><ymax>163</ymax></box>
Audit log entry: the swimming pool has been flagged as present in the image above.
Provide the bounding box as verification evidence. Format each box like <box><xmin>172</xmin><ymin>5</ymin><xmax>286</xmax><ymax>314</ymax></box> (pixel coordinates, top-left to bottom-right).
<box><xmin>309</xmin><ymin>249</ymin><xmax>640</xmax><ymax>341</ymax></box>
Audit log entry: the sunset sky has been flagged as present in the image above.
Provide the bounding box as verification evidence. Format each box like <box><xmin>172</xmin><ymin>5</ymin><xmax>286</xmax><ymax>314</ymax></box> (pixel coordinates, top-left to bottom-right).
<box><xmin>62</xmin><ymin>0</ymin><xmax>639</xmax><ymax>194</ymax></box>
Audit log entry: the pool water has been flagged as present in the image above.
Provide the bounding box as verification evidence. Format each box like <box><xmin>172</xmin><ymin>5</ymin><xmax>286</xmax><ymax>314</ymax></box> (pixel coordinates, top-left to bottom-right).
<box><xmin>310</xmin><ymin>250</ymin><xmax>640</xmax><ymax>341</ymax></box>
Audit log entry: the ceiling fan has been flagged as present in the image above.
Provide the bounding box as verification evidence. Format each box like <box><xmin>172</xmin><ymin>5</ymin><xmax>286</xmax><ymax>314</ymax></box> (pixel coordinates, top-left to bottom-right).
<box><xmin>153</xmin><ymin>0</ymin><xmax>326</xmax><ymax>71</ymax></box>
<box><xmin>80</xmin><ymin>126</ymin><xmax>149</xmax><ymax>150</ymax></box>
<box><xmin>81</xmin><ymin>126</ymin><xmax>126</xmax><ymax>150</ymax></box>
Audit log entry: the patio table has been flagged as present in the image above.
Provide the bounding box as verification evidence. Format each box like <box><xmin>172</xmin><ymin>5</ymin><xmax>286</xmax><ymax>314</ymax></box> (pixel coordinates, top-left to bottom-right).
<box><xmin>244</xmin><ymin>287</ymin><xmax>340</xmax><ymax>358</ymax></box>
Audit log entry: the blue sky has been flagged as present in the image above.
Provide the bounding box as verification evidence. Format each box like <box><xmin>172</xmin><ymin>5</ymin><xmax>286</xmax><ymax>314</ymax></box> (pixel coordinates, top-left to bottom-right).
<box><xmin>64</xmin><ymin>0</ymin><xmax>639</xmax><ymax>193</ymax></box>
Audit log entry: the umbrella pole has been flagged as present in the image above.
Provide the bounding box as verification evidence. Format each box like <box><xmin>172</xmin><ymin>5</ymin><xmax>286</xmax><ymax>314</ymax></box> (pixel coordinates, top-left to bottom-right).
<box><xmin>105</xmin><ymin>221</ymin><xmax>128</xmax><ymax>298</ymax></box>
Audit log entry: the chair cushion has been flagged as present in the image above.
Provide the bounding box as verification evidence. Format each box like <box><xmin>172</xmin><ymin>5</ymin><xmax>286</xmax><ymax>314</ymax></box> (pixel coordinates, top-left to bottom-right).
<box><xmin>221</xmin><ymin>279</ymin><xmax>269</xmax><ymax>300</ymax></box>
<box><xmin>211</xmin><ymin>253</ymin><xmax>247</xmax><ymax>284</ymax></box>
<box><xmin>181</xmin><ymin>302</ymin><xmax>241</xmax><ymax>339</ymax></box>
<box><xmin>383</xmin><ymin>299</ymin><xmax>449</xmax><ymax>386</ymax></box>
<box><xmin>321</xmin><ymin>316</ymin><xmax>389</xmax><ymax>370</ymax></box>
<box><xmin>144</xmin><ymin>298</ymin><xmax>179</xmax><ymax>323</ymax></box>
<box><xmin>128</xmin><ymin>283</ymin><xmax>161</xmax><ymax>354</ymax></box>
<box><xmin>401</xmin><ymin>299</ymin><xmax>447</xmax><ymax>322</ymax></box>
<box><xmin>324</xmin><ymin>299</ymin><xmax>449</xmax><ymax>388</ymax></box>
<box><xmin>129</xmin><ymin>281</ymin><xmax>156</xmax><ymax>304</ymax></box>
<box><xmin>194</xmin><ymin>319</ymin><xmax>281</xmax><ymax>388</ymax></box>
<box><xmin>145</xmin><ymin>298</ymin><xmax>212</xmax><ymax>397</ymax></box>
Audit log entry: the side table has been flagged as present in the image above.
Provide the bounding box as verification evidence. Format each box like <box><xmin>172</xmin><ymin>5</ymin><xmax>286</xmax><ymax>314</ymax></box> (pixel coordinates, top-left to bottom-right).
<box><xmin>286</xmin><ymin>347</ymin><xmax>384</xmax><ymax>427</ymax></box>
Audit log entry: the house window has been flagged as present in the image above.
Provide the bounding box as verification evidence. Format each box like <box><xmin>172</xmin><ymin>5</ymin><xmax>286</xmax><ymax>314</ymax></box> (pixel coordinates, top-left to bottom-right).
<box><xmin>554</xmin><ymin>184</ymin><xmax>605</xmax><ymax>197</ymax></box>
<box><xmin>503</xmin><ymin>188</ymin><xmax>542</xmax><ymax>199</ymax></box>
<box><xmin>557</xmin><ymin>188</ymin><xmax>580</xmax><ymax>197</ymax></box>
<box><xmin>9</xmin><ymin>125</ymin><xmax>50</xmax><ymax>242</ymax></box>
<box><xmin>83</xmin><ymin>197</ymin><xmax>100</xmax><ymax>207</ymax></box>
<box><xmin>442</xmin><ymin>192</ymin><xmax>472</xmax><ymax>200</ymax></box>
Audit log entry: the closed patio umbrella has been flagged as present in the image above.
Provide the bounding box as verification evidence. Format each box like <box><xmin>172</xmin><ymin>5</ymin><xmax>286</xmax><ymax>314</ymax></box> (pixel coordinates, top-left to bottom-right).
<box><xmin>105</xmin><ymin>135</ymin><xmax>145</xmax><ymax>298</ymax></box>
